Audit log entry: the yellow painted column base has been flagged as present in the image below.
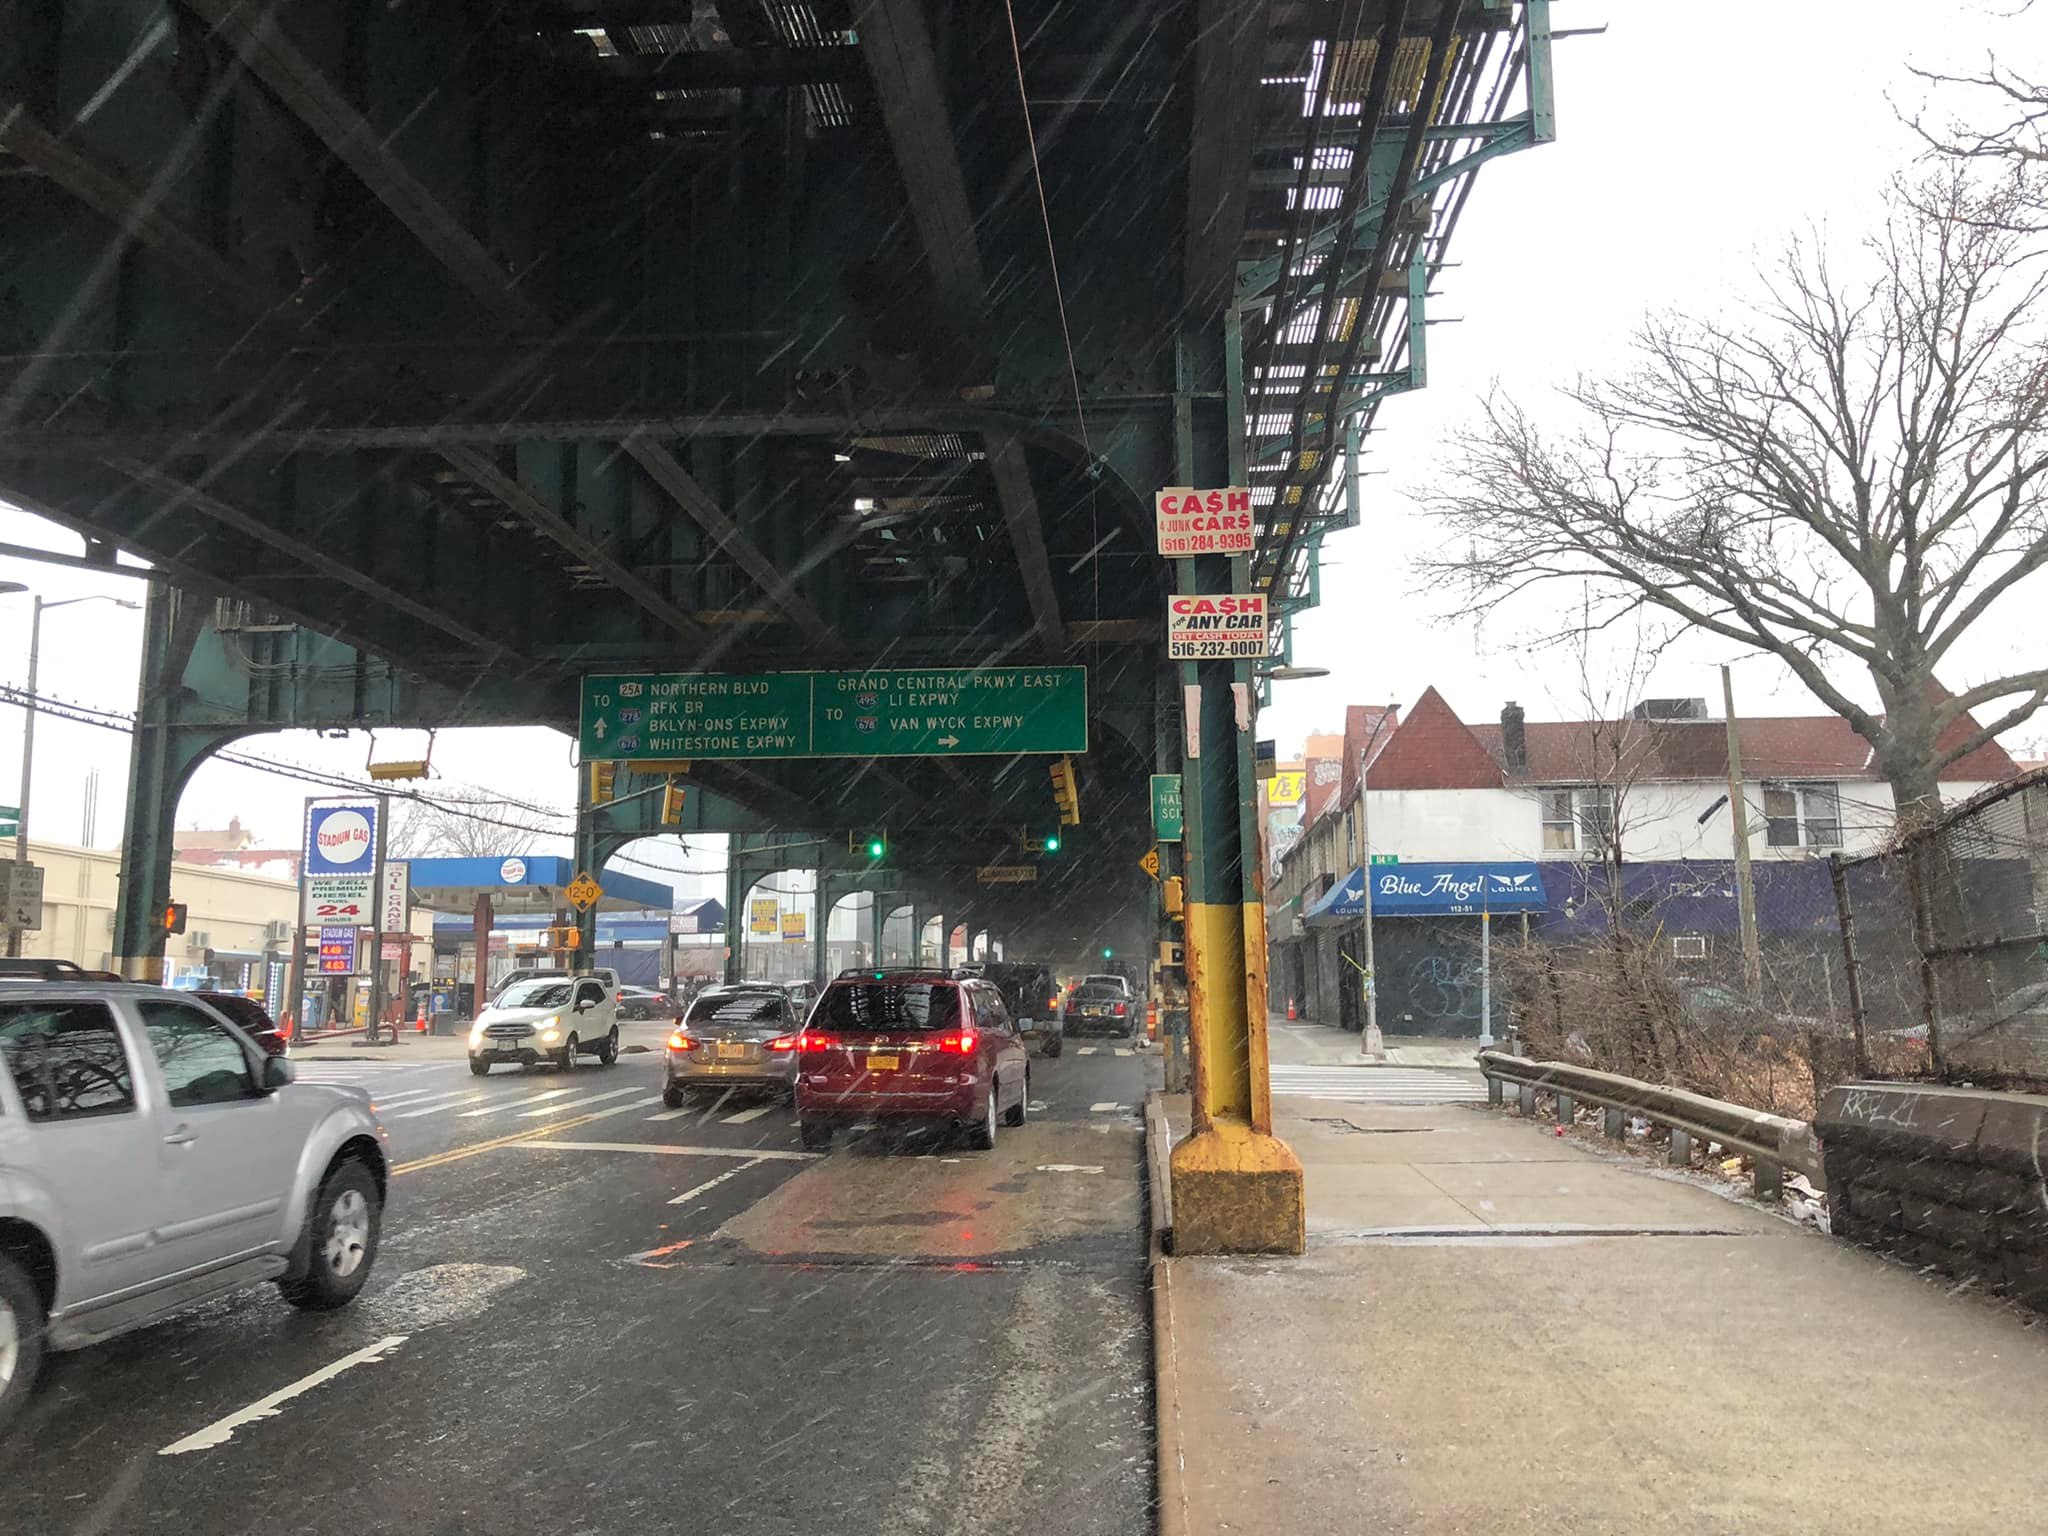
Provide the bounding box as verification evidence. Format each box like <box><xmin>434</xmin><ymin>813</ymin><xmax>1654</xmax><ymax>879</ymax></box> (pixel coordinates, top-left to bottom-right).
<box><xmin>116</xmin><ymin>955</ymin><xmax>166</xmax><ymax>983</ymax></box>
<box><xmin>1169</xmin><ymin>1118</ymin><xmax>1305</xmax><ymax>1256</ymax></box>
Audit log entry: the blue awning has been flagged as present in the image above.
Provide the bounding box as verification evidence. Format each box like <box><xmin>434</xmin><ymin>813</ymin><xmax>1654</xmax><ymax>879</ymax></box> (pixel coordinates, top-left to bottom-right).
<box><xmin>1305</xmin><ymin>862</ymin><xmax>1548</xmax><ymax>925</ymax></box>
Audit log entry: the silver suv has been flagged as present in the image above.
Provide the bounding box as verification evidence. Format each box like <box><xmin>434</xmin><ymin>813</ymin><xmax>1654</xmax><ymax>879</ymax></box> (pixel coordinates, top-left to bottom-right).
<box><xmin>0</xmin><ymin>981</ymin><xmax>390</xmax><ymax>1431</ymax></box>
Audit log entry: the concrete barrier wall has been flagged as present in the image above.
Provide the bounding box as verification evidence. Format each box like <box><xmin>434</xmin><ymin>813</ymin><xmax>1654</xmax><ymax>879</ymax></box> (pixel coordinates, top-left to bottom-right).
<box><xmin>1817</xmin><ymin>1083</ymin><xmax>2048</xmax><ymax>1312</ymax></box>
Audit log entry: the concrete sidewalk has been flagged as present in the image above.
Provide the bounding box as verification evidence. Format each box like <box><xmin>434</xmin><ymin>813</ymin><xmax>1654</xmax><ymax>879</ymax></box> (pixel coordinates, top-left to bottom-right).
<box><xmin>1152</xmin><ymin>1091</ymin><xmax>2048</xmax><ymax>1535</ymax></box>
<box><xmin>1268</xmin><ymin>1015</ymin><xmax>1483</xmax><ymax>1070</ymax></box>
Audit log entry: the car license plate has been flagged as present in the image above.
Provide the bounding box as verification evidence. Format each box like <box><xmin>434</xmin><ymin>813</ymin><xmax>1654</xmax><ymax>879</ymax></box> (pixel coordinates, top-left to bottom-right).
<box><xmin>1085</xmin><ymin>1006</ymin><xmax>1104</xmax><ymax>1016</ymax></box>
<box><xmin>718</xmin><ymin>1042</ymin><xmax>748</xmax><ymax>1059</ymax></box>
<box><xmin>866</xmin><ymin>1055</ymin><xmax>899</xmax><ymax>1071</ymax></box>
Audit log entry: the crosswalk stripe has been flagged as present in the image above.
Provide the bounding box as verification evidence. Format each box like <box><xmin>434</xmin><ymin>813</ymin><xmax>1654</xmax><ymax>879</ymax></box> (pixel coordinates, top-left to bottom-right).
<box><xmin>360</xmin><ymin>1087</ymin><xmax>445</xmax><ymax>1106</ymax></box>
<box><xmin>458</xmin><ymin>1088</ymin><xmax>577</xmax><ymax>1118</ymax></box>
<box><xmin>667</xmin><ymin>1157</ymin><xmax>768</xmax><ymax>1206</ymax></box>
<box><xmin>721</xmin><ymin>1104</ymin><xmax>777</xmax><ymax>1125</ymax></box>
<box><xmin>645</xmin><ymin>1106</ymin><xmax>691</xmax><ymax>1122</ymax></box>
<box><xmin>1114</xmin><ymin>1048</ymin><xmax>1133</xmax><ymax>1057</ymax></box>
<box><xmin>518</xmin><ymin>1086</ymin><xmax>646</xmax><ymax>1118</ymax></box>
<box><xmin>388</xmin><ymin>1092</ymin><xmax>487</xmax><ymax>1119</ymax></box>
<box><xmin>1077</xmin><ymin>1047</ymin><xmax>1099</xmax><ymax>1056</ymax></box>
<box><xmin>1089</xmin><ymin>1101</ymin><xmax>1120</xmax><ymax>1112</ymax></box>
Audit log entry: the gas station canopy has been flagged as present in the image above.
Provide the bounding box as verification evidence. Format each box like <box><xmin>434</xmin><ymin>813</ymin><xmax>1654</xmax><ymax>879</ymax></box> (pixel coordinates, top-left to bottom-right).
<box><xmin>404</xmin><ymin>856</ymin><xmax>671</xmax><ymax>917</ymax></box>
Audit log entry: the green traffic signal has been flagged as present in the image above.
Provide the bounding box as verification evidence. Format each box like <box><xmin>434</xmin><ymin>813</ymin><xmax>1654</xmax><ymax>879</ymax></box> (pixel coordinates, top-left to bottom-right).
<box><xmin>867</xmin><ymin>835</ymin><xmax>886</xmax><ymax>859</ymax></box>
<box><xmin>1044</xmin><ymin>833</ymin><xmax>1061</xmax><ymax>853</ymax></box>
<box><xmin>1102</xmin><ymin>946</ymin><xmax>1113</xmax><ymax>959</ymax></box>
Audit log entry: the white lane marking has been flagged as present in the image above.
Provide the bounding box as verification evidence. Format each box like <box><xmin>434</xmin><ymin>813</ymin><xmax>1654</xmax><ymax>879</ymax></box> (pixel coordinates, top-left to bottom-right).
<box><xmin>387</xmin><ymin>1091</ymin><xmax>485</xmax><ymax>1119</ymax></box>
<box><xmin>506</xmin><ymin>1140</ymin><xmax>819</xmax><ymax>1162</ymax></box>
<box><xmin>518</xmin><ymin>1086</ymin><xmax>646</xmax><ymax>1117</ymax></box>
<box><xmin>721</xmin><ymin>1104</ymin><xmax>777</xmax><ymax>1125</ymax></box>
<box><xmin>1089</xmin><ymin>1101</ymin><xmax>1120</xmax><ymax>1113</ymax></box>
<box><xmin>645</xmin><ymin>1106</ymin><xmax>692</xmax><ymax>1122</ymax></box>
<box><xmin>1036</xmin><ymin>1164</ymin><xmax>1104</xmax><ymax>1174</ymax></box>
<box><xmin>575</xmin><ymin>1094</ymin><xmax>664</xmax><ymax>1123</ymax></box>
<box><xmin>1077</xmin><ymin>1047</ymin><xmax>1099</xmax><ymax>1056</ymax></box>
<box><xmin>667</xmin><ymin>1156</ymin><xmax>768</xmax><ymax>1206</ymax></box>
<box><xmin>1114</xmin><ymin>1048</ymin><xmax>1134</xmax><ymax>1057</ymax></box>
<box><xmin>159</xmin><ymin>1335</ymin><xmax>409</xmax><ymax>1456</ymax></box>
<box><xmin>458</xmin><ymin>1087</ymin><xmax>576</xmax><ymax>1118</ymax></box>
<box><xmin>360</xmin><ymin>1088</ymin><xmax>445</xmax><ymax>1106</ymax></box>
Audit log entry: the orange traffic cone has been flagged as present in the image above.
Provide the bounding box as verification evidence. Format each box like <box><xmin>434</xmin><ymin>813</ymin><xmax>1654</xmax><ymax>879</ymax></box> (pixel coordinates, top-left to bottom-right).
<box><xmin>1287</xmin><ymin>996</ymin><xmax>1297</xmax><ymax>1021</ymax></box>
<box><xmin>415</xmin><ymin>1002</ymin><xmax>428</xmax><ymax>1033</ymax></box>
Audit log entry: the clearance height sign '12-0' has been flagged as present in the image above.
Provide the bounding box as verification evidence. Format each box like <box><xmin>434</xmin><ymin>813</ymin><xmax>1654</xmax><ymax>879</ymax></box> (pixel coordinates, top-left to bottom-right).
<box><xmin>1154</xmin><ymin>486</ymin><xmax>1254</xmax><ymax>556</ymax></box>
<box><xmin>1167</xmin><ymin>593</ymin><xmax>1271</xmax><ymax>660</ymax></box>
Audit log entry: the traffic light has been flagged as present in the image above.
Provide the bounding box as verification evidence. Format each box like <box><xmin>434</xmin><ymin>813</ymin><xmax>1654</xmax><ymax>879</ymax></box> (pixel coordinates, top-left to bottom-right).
<box><xmin>851</xmin><ymin>830</ymin><xmax>887</xmax><ymax>860</ymax></box>
<box><xmin>1102</xmin><ymin>946</ymin><xmax>1113</xmax><ymax>959</ymax></box>
<box><xmin>163</xmin><ymin>902</ymin><xmax>188</xmax><ymax>936</ymax></box>
<box><xmin>1162</xmin><ymin>875</ymin><xmax>1184</xmax><ymax>917</ymax></box>
<box><xmin>589</xmin><ymin>761</ymin><xmax>618</xmax><ymax>805</ymax></box>
<box><xmin>1048</xmin><ymin>756</ymin><xmax>1080</xmax><ymax>826</ymax></box>
<box><xmin>660</xmin><ymin>776</ymin><xmax>687</xmax><ymax>826</ymax></box>
<box><xmin>1043</xmin><ymin>833</ymin><xmax>1061</xmax><ymax>854</ymax></box>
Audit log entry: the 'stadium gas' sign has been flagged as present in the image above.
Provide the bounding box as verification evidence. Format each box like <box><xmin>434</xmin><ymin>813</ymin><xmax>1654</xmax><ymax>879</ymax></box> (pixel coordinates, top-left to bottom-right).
<box><xmin>1154</xmin><ymin>486</ymin><xmax>1255</xmax><ymax>556</ymax></box>
<box><xmin>1166</xmin><ymin>593</ymin><xmax>1271</xmax><ymax>660</ymax></box>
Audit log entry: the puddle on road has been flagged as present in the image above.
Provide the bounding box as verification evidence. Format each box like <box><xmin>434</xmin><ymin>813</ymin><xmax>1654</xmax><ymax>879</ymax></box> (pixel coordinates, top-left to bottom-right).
<box><xmin>360</xmin><ymin>1263</ymin><xmax>525</xmax><ymax>1328</ymax></box>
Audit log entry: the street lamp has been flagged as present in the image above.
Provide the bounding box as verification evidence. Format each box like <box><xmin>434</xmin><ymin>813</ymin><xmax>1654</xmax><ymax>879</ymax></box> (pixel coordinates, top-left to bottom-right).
<box><xmin>1354</xmin><ymin>704</ymin><xmax>1399</xmax><ymax>1059</ymax></box>
<box><xmin>1255</xmin><ymin>665</ymin><xmax>1332</xmax><ymax>682</ymax></box>
<box><xmin>1</xmin><ymin>589</ymin><xmax>144</xmax><ymax>956</ymax></box>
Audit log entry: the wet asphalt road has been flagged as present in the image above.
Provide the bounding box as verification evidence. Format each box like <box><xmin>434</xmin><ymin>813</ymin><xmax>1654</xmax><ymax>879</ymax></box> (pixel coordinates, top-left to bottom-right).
<box><xmin>2</xmin><ymin>1042</ymin><xmax>1158</xmax><ymax>1536</ymax></box>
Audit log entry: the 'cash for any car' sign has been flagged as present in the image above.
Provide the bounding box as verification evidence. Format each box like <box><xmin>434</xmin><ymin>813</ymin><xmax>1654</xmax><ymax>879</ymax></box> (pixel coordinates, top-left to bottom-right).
<box><xmin>1154</xmin><ymin>486</ymin><xmax>1254</xmax><ymax>556</ymax></box>
<box><xmin>1166</xmin><ymin>593</ymin><xmax>1271</xmax><ymax>660</ymax></box>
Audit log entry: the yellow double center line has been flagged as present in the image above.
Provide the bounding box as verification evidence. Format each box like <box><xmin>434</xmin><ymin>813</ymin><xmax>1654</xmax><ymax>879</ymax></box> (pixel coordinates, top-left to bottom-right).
<box><xmin>391</xmin><ymin>1103</ymin><xmax>646</xmax><ymax>1178</ymax></box>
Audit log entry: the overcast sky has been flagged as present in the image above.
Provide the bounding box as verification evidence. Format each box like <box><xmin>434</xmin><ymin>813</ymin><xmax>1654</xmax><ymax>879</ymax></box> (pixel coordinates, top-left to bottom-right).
<box><xmin>0</xmin><ymin>0</ymin><xmax>2038</xmax><ymax>889</ymax></box>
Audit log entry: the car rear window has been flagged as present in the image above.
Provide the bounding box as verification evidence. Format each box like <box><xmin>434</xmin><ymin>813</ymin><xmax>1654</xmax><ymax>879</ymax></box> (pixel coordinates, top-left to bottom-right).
<box><xmin>821</xmin><ymin>983</ymin><xmax>960</xmax><ymax>1031</ymax></box>
<box><xmin>1075</xmin><ymin>983</ymin><xmax>1125</xmax><ymax>1001</ymax></box>
<box><xmin>686</xmin><ymin>992</ymin><xmax>784</xmax><ymax>1026</ymax></box>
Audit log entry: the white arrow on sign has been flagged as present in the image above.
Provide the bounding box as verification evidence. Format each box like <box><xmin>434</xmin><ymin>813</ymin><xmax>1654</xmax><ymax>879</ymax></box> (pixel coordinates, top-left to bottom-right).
<box><xmin>593</xmin><ymin>719</ymin><xmax>609</xmax><ymax>740</ymax></box>
<box><xmin>936</xmin><ymin>734</ymin><xmax>960</xmax><ymax>748</ymax></box>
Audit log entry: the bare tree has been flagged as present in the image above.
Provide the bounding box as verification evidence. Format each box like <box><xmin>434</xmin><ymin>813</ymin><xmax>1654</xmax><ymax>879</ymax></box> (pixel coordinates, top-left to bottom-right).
<box><xmin>1908</xmin><ymin>6</ymin><xmax>2046</xmax><ymax>220</ymax></box>
<box><xmin>1422</xmin><ymin>169</ymin><xmax>2048</xmax><ymax>821</ymax></box>
<box><xmin>385</xmin><ymin>786</ymin><xmax>550</xmax><ymax>860</ymax></box>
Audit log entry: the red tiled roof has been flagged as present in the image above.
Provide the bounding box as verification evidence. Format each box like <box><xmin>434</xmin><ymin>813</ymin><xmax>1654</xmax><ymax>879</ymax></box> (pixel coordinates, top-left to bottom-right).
<box><xmin>1367</xmin><ymin>688</ymin><xmax>1506</xmax><ymax>791</ymax></box>
<box><xmin>1466</xmin><ymin>700</ymin><xmax>2018</xmax><ymax>785</ymax></box>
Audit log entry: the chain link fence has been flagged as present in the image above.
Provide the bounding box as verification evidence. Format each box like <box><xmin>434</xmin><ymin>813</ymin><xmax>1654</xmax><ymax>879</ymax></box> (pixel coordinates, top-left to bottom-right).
<box><xmin>1835</xmin><ymin>768</ymin><xmax>2048</xmax><ymax>1088</ymax></box>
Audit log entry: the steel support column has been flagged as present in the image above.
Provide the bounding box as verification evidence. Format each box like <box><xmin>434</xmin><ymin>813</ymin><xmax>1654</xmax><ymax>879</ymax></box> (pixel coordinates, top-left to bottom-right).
<box><xmin>111</xmin><ymin>587</ymin><xmax>240</xmax><ymax>980</ymax></box>
<box><xmin>1167</xmin><ymin>316</ymin><xmax>1304</xmax><ymax>1256</ymax></box>
<box><xmin>723</xmin><ymin>841</ymin><xmax>749</xmax><ymax>984</ymax></box>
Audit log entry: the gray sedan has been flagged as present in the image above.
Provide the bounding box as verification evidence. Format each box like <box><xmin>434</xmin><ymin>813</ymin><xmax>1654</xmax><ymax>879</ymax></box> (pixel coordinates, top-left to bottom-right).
<box><xmin>663</xmin><ymin>986</ymin><xmax>803</xmax><ymax>1106</ymax></box>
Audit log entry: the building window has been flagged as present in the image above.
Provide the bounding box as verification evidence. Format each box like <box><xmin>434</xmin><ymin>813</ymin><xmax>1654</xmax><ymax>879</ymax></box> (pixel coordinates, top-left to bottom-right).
<box><xmin>1764</xmin><ymin>782</ymin><xmax>1841</xmax><ymax>848</ymax></box>
<box><xmin>1541</xmin><ymin>786</ymin><xmax>1615</xmax><ymax>852</ymax></box>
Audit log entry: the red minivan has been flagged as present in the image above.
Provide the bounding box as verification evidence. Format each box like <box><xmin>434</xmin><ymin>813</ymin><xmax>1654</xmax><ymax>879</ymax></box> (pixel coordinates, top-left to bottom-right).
<box><xmin>795</xmin><ymin>972</ymin><xmax>1030</xmax><ymax>1152</ymax></box>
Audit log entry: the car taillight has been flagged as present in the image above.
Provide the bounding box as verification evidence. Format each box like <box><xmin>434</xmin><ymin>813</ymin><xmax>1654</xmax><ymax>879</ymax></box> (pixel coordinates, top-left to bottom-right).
<box><xmin>765</xmin><ymin>1034</ymin><xmax>798</xmax><ymax>1052</ymax></box>
<box><xmin>796</xmin><ymin>1031</ymin><xmax>839</xmax><ymax>1052</ymax></box>
<box><xmin>1114</xmin><ymin>1002</ymin><xmax>1128</xmax><ymax>1016</ymax></box>
<box><xmin>936</xmin><ymin>1028</ymin><xmax>979</xmax><ymax>1055</ymax></box>
<box><xmin>667</xmin><ymin>1031</ymin><xmax>699</xmax><ymax>1051</ymax></box>
<box><xmin>1048</xmin><ymin>997</ymin><xmax>1059</xmax><ymax>1011</ymax></box>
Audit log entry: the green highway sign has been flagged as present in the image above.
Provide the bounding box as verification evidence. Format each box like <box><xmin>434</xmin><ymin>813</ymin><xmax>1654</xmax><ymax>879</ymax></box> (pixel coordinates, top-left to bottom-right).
<box><xmin>1150</xmin><ymin>774</ymin><xmax>1183</xmax><ymax>842</ymax></box>
<box><xmin>0</xmin><ymin>805</ymin><xmax>16</xmax><ymax>837</ymax></box>
<box><xmin>580</xmin><ymin>668</ymin><xmax>1088</xmax><ymax>761</ymax></box>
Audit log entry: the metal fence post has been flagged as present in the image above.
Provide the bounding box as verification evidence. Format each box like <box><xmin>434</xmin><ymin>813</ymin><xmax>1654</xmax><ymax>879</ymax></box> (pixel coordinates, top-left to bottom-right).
<box><xmin>1517</xmin><ymin>1083</ymin><xmax>1536</xmax><ymax>1117</ymax></box>
<box><xmin>1827</xmin><ymin>851</ymin><xmax>1872</xmax><ymax>1077</ymax></box>
<box><xmin>1555</xmin><ymin>1092</ymin><xmax>1574</xmax><ymax>1126</ymax></box>
<box><xmin>1603</xmin><ymin>1106</ymin><xmax>1624</xmax><ymax>1140</ymax></box>
<box><xmin>1486</xmin><ymin>1074</ymin><xmax>1503</xmax><ymax>1107</ymax></box>
<box><xmin>1667</xmin><ymin>1128</ymin><xmax>1692</xmax><ymax>1167</ymax></box>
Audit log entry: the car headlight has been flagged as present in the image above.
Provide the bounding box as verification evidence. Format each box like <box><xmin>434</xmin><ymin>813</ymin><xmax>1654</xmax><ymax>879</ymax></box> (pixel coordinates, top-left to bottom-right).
<box><xmin>469</xmin><ymin>1021</ymin><xmax>488</xmax><ymax>1044</ymax></box>
<box><xmin>539</xmin><ymin>1016</ymin><xmax>561</xmax><ymax>1042</ymax></box>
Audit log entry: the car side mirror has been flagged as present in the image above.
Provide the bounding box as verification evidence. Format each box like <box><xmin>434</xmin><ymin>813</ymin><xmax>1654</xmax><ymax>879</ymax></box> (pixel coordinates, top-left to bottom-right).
<box><xmin>261</xmin><ymin>1056</ymin><xmax>296</xmax><ymax>1091</ymax></box>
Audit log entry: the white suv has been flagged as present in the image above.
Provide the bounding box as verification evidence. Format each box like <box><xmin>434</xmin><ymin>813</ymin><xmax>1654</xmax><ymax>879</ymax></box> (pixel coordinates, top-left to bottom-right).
<box><xmin>0</xmin><ymin>981</ymin><xmax>389</xmax><ymax>1432</ymax></box>
<box><xmin>469</xmin><ymin>971</ymin><xmax>621</xmax><ymax>1073</ymax></box>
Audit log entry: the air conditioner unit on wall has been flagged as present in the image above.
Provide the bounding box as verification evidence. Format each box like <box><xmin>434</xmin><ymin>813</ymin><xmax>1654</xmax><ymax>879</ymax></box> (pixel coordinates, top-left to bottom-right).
<box><xmin>1672</xmin><ymin>934</ymin><xmax>1708</xmax><ymax>961</ymax></box>
<box><xmin>265</xmin><ymin>919</ymin><xmax>293</xmax><ymax>943</ymax></box>
<box><xmin>189</xmin><ymin>931</ymin><xmax>212</xmax><ymax>950</ymax></box>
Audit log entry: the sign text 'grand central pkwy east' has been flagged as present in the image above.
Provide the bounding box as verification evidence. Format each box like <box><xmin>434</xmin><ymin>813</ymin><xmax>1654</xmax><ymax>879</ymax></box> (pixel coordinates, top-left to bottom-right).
<box><xmin>580</xmin><ymin>668</ymin><xmax>1088</xmax><ymax>761</ymax></box>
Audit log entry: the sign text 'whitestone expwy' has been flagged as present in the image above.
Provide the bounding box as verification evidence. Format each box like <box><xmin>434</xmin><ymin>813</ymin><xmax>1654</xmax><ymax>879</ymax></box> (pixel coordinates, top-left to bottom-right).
<box><xmin>1154</xmin><ymin>486</ymin><xmax>1255</xmax><ymax>557</ymax></box>
<box><xmin>1166</xmin><ymin>592</ymin><xmax>1271</xmax><ymax>660</ymax></box>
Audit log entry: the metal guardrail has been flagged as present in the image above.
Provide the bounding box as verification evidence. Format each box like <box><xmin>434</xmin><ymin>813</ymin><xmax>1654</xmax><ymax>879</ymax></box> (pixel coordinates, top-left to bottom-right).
<box><xmin>1477</xmin><ymin>1050</ymin><xmax>1824</xmax><ymax>1201</ymax></box>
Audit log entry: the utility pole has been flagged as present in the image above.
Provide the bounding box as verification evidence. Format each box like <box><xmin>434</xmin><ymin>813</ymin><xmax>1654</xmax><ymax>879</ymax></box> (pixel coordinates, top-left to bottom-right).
<box><xmin>7</xmin><ymin>596</ymin><xmax>41</xmax><ymax>957</ymax></box>
<box><xmin>363</xmin><ymin>793</ymin><xmax>390</xmax><ymax>1046</ymax></box>
<box><xmin>1357</xmin><ymin>706</ymin><xmax>1397</xmax><ymax>1058</ymax></box>
<box><xmin>1721</xmin><ymin>665</ymin><xmax>1763</xmax><ymax>1000</ymax></box>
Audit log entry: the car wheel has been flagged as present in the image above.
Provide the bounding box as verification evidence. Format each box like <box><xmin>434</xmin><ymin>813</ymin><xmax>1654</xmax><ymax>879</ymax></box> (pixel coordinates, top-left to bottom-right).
<box><xmin>558</xmin><ymin>1034</ymin><xmax>579</xmax><ymax>1071</ymax></box>
<box><xmin>468</xmin><ymin>1056</ymin><xmax>490</xmax><ymax>1076</ymax></box>
<box><xmin>598</xmin><ymin>1027</ymin><xmax>619</xmax><ymax>1066</ymax></box>
<box><xmin>278</xmin><ymin>1159</ymin><xmax>382</xmax><ymax>1311</ymax></box>
<box><xmin>967</xmin><ymin>1080</ymin><xmax>998</xmax><ymax>1150</ymax></box>
<box><xmin>0</xmin><ymin>1252</ymin><xmax>46</xmax><ymax>1435</ymax></box>
<box><xmin>799</xmin><ymin>1117</ymin><xmax>833</xmax><ymax>1151</ymax></box>
<box><xmin>1004</xmin><ymin>1069</ymin><xmax>1028</xmax><ymax>1127</ymax></box>
<box><xmin>662</xmin><ymin>1082</ymin><xmax>687</xmax><ymax>1109</ymax></box>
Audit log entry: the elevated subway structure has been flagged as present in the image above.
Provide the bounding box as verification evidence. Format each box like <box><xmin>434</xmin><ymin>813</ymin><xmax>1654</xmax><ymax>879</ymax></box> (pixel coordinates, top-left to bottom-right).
<box><xmin>0</xmin><ymin>0</ymin><xmax>1553</xmax><ymax>1247</ymax></box>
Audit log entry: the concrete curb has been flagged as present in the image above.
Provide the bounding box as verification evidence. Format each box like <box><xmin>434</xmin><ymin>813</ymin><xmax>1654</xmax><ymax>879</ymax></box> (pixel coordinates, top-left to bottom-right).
<box><xmin>1145</xmin><ymin>1090</ymin><xmax>1189</xmax><ymax>1536</ymax></box>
